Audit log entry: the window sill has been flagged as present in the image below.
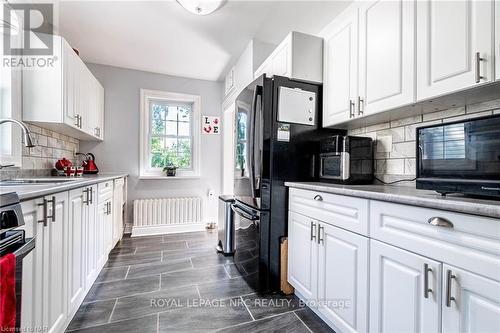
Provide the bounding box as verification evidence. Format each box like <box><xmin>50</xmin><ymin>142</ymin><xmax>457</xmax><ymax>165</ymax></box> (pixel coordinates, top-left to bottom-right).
<box><xmin>138</xmin><ymin>175</ymin><xmax>201</xmax><ymax>180</ymax></box>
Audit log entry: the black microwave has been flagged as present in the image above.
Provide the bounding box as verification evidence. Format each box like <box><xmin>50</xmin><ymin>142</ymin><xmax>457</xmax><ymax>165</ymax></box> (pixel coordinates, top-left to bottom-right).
<box><xmin>416</xmin><ymin>114</ymin><xmax>500</xmax><ymax>198</ymax></box>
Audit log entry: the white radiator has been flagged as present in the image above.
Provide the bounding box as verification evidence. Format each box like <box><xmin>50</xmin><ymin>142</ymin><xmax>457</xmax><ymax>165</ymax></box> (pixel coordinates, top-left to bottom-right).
<box><xmin>133</xmin><ymin>197</ymin><xmax>202</xmax><ymax>227</ymax></box>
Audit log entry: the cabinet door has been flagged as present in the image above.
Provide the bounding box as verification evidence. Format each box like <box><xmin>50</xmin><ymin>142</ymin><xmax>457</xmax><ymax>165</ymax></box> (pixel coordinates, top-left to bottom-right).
<box><xmin>255</xmin><ymin>61</ymin><xmax>272</xmax><ymax>79</ymax></box>
<box><xmin>113</xmin><ymin>181</ymin><xmax>124</xmax><ymax>246</ymax></box>
<box><xmin>323</xmin><ymin>9</ymin><xmax>358</xmax><ymax>127</ymax></box>
<box><xmin>63</xmin><ymin>40</ymin><xmax>78</xmax><ymax>128</ymax></box>
<box><xmin>287</xmin><ymin>212</ymin><xmax>318</xmax><ymax>301</ymax></box>
<box><xmin>84</xmin><ymin>185</ymin><xmax>98</xmax><ymax>288</ymax></box>
<box><xmin>359</xmin><ymin>0</ymin><xmax>415</xmax><ymax>115</ymax></box>
<box><xmin>19</xmin><ymin>200</ymin><xmax>44</xmax><ymax>331</ymax></box>
<box><xmin>272</xmin><ymin>41</ymin><xmax>291</xmax><ymax>77</ymax></box>
<box><xmin>68</xmin><ymin>188</ymin><xmax>85</xmax><ymax>316</ymax></box>
<box><xmin>442</xmin><ymin>264</ymin><xmax>500</xmax><ymax>333</ymax></box>
<box><xmin>496</xmin><ymin>0</ymin><xmax>500</xmax><ymax>81</ymax></box>
<box><xmin>370</xmin><ymin>240</ymin><xmax>441</xmax><ymax>333</ymax></box>
<box><xmin>317</xmin><ymin>223</ymin><xmax>369</xmax><ymax>333</ymax></box>
<box><xmin>42</xmin><ymin>192</ymin><xmax>68</xmax><ymax>333</ymax></box>
<box><xmin>95</xmin><ymin>83</ymin><xmax>105</xmax><ymax>139</ymax></box>
<box><xmin>417</xmin><ymin>0</ymin><xmax>494</xmax><ymax>99</ymax></box>
<box><xmin>105</xmin><ymin>198</ymin><xmax>114</xmax><ymax>254</ymax></box>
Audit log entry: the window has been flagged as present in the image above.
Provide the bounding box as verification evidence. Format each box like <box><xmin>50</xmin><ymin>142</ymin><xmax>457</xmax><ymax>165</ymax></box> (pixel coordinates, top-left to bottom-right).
<box><xmin>140</xmin><ymin>89</ymin><xmax>200</xmax><ymax>178</ymax></box>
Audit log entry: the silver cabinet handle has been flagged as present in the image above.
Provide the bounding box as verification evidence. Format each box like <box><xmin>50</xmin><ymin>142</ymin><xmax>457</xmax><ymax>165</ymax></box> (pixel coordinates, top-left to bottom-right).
<box><xmin>37</xmin><ymin>199</ymin><xmax>48</xmax><ymax>227</ymax></box>
<box><xmin>47</xmin><ymin>196</ymin><xmax>56</xmax><ymax>222</ymax></box>
<box><xmin>349</xmin><ymin>100</ymin><xmax>355</xmax><ymax>118</ymax></box>
<box><xmin>445</xmin><ymin>269</ymin><xmax>456</xmax><ymax>307</ymax></box>
<box><xmin>75</xmin><ymin>114</ymin><xmax>79</xmax><ymax>127</ymax></box>
<box><xmin>313</xmin><ymin>195</ymin><xmax>323</xmax><ymax>201</ymax></box>
<box><xmin>428</xmin><ymin>217</ymin><xmax>454</xmax><ymax>228</ymax></box>
<box><xmin>310</xmin><ymin>221</ymin><xmax>317</xmax><ymax>241</ymax></box>
<box><xmin>423</xmin><ymin>263</ymin><xmax>433</xmax><ymax>299</ymax></box>
<box><xmin>357</xmin><ymin>96</ymin><xmax>364</xmax><ymax>116</ymax></box>
<box><xmin>318</xmin><ymin>224</ymin><xmax>324</xmax><ymax>244</ymax></box>
<box><xmin>89</xmin><ymin>187</ymin><xmax>93</xmax><ymax>204</ymax></box>
<box><xmin>475</xmin><ymin>52</ymin><xmax>484</xmax><ymax>83</ymax></box>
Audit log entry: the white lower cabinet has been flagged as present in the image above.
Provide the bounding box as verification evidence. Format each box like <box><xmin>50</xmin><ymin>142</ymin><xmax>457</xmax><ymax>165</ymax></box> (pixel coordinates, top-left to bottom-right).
<box><xmin>369</xmin><ymin>239</ymin><xmax>441</xmax><ymax>333</ymax></box>
<box><xmin>288</xmin><ymin>212</ymin><xmax>318</xmax><ymax>300</ymax></box>
<box><xmin>288</xmin><ymin>188</ymin><xmax>500</xmax><ymax>333</ymax></box>
<box><xmin>112</xmin><ymin>178</ymin><xmax>125</xmax><ymax>246</ymax></box>
<box><xmin>442</xmin><ymin>264</ymin><xmax>500</xmax><ymax>333</ymax></box>
<box><xmin>84</xmin><ymin>185</ymin><xmax>98</xmax><ymax>288</ymax></box>
<box><xmin>19</xmin><ymin>178</ymin><xmax>125</xmax><ymax>333</ymax></box>
<box><xmin>318</xmin><ymin>223</ymin><xmax>369</xmax><ymax>333</ymax></box>
<box><xmin>41</xmin><ymin>192</ymin><xmax>69</xmax><ymax>333</ymax></box>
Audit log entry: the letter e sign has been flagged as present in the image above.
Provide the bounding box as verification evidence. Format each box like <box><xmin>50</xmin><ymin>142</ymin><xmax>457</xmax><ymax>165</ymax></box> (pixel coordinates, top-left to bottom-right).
<box><xmin>202</xmin><ymin>116</ymin><xmax>221</xmax><ymax>135</ymax></box>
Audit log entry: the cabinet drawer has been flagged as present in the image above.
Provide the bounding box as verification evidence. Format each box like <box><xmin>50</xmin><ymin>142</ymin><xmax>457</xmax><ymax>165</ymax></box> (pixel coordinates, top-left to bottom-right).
<box><xmin>289</xmin><ymin>188</ymin><xmax>369</xmax><ymax>236</ymax></box>
<box><xmin>98</xmin><ymin>181</ymin><xmax>113</xmax><ymax>200</ymax></box>
<box><xmin>371</xmin><ymin>200</ymin><xmax>500</xmax><ymax>281</ymax></box>
<box><xmin>114</xmin><ymin>177</ymin><xmax>125</xmax><ymax>187</ymax></box>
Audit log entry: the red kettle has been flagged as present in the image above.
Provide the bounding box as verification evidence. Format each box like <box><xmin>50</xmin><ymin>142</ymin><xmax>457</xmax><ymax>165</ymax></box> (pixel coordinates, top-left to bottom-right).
<box><xmin>77</xmin><ymin>153</ymin><xmax>99</xmax><ymax>174</ymax></box>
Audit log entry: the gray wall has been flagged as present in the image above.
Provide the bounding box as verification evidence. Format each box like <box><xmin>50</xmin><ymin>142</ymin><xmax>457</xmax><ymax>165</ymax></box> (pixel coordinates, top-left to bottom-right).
<box><xmin>81</xmin><ymin>64</ymin><xmax>223</xmax><ymax>226</ymax></box>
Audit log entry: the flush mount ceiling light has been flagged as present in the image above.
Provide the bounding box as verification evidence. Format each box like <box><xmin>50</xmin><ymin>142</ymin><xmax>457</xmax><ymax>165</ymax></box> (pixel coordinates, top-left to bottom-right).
<box><xmin>176</xmin><ymin>0</ymin><xmax>226</xmax><ymax>16</ymax></box>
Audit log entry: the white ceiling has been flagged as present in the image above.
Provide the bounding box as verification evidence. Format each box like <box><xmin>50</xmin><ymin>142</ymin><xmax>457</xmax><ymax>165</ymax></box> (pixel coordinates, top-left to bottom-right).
<box><xmin>58</xmin><ymin>0</ymin><xmax>351</xmax><ymax>81</ymax></box>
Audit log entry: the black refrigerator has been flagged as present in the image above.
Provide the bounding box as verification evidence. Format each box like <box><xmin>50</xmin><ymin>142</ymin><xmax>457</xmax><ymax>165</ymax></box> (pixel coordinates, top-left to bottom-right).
<box><xmin>232</xmin><ymin>75</ymin><xmax>340</xmax><ymax>292</ymax></box>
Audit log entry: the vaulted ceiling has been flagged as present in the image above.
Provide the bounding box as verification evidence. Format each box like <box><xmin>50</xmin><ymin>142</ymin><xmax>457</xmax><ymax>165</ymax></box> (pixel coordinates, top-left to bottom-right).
<box><xmin>58</xmin><ymin>1</ymin><xmax>350</xmax><ymax>81</ymax></box>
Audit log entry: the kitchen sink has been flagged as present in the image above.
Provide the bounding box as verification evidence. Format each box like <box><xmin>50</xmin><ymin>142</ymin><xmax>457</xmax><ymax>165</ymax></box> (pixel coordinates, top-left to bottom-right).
<box><xmin>0</xmin><ymin>178</ymin><xmax>79</xmax><ymax>186</ymax></box>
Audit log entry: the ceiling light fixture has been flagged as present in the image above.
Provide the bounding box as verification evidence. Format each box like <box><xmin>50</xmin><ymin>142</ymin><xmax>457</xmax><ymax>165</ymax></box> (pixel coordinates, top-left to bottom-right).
<box><xmin>176</xmin><ymin>0</ymin><xmax>226</xmax><ymax>16</ymax></box>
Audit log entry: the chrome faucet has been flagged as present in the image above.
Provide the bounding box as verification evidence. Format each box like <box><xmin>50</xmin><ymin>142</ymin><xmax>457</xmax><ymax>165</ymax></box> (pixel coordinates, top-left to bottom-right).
<box><xmin>0</xmin><ymin>119</ymin><xmax>35</xmax><ymax>148</ymax></box>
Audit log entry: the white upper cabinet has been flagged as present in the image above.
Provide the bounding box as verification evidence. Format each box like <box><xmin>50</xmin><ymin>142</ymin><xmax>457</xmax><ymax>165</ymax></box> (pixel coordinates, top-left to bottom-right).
<box><xmin>358</xmin><ymin>0</ymin><xmax>415</xmax><ymax>115</ymax></box>
<box><xmin>496</xmin><ymin>0</ymin><xmax>500</xmax><ymax>80</ymax></box>
<box><xmin>23</xmin><ymin>34</ymin><xmax>104</xmax><ymax>141</ymax></box>
<box><xmin>287</xmin><ymin>211</ymin><xmax>318</xmax><ymax>301</ymax></box>
<box><xmin>441</xmin><ymin>264</ymin><xmax>500</xmax><ymax>333</ymax></box>
<box><xmin>254</xmin><ymin>32</ymin><xmax>323</xmax><ymax>83</ymax></box>
<box><xmin>322</xmin><ymin>8</ymin><xmax>359</xmax><ymax>127</ymax></box>
<box><xmin>370</xmin><ymin>239</ymin><xmax>442</xmax><ymax>333</ymax></box>
<box><xmin>417</xmin><ymin>0</ymin><xmax>494</xmax><ymax>99</ymax></box>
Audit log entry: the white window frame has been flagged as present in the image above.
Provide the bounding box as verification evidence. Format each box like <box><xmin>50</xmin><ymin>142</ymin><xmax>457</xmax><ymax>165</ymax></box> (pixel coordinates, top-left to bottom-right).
<box><xmin>140</xmin><ymin>89</ymin><xmax>201</xmax><ymax>178</ymax></box>
<box><xmin>0</xmin><ymin>5</ymin><xmax>22</xmax><ymax>167</ymax></box>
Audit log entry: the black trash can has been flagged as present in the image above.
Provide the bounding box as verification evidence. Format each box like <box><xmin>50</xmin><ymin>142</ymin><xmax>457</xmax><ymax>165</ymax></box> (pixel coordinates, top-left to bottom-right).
<box><xmin>216</xmin><ymin>195</ymin><xmax>235</xmax><ymax>256</ymax></box>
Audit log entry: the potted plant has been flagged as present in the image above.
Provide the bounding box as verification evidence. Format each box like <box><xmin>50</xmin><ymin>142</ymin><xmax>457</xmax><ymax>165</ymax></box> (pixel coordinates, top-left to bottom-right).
<box><xmin>163</xmin><ymin>164</ymin><xmax>177</xmax><ymax>177</ymax></box>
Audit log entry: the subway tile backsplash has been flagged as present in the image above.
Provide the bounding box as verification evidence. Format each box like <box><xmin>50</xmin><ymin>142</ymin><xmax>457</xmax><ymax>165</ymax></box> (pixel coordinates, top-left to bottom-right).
<box><xmin>1</xmin><ymin>124</ymin><xmax>80</xmax><ymax>179</ymax></box>
<box><xmin>347</xmin><ymin>98</ymin><xmax>500</xmax><ymax>185</ymax></box>
<box><xmin>23</xmin><ymin>124</ymin><xmax>80</xmax><ymax>169</ymax></box>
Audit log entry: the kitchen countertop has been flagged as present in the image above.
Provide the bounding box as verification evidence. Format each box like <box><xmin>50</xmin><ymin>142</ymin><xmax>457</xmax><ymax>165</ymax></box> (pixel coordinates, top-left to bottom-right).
<box><xmin>285</xmin><ymin>182</ymin><xmax>500</xmax><ymax>219</ymax></box>
<box><xmin>0</xmin><ymin>173</ymin><xmax>128</xmax><ymax>201</ymax></box>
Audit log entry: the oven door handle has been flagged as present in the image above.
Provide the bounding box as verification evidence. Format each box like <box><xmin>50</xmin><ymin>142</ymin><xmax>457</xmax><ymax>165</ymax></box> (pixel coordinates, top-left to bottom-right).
<box><xmin>231</xmin><ymin>204</ymin><xmax>259</xmax><ymax>221</ymax></box>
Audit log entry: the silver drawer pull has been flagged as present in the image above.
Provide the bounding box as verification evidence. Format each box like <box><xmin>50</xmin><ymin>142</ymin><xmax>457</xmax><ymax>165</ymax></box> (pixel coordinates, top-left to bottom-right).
<box><xmin>310</xmin><ymin>221</ymin><xmax>316</xmax><ymax>241</ymax></box>
<box><xmin>428</xmin><ymin>217</ymin><xmax>453</xmax><ymax>228</ymax></box>
<box><xmin>475</xmin><ymin>52</ymin><xmax>484</xmax><ymax>83</ymax></box>
<box><xmin>313</xmin><ymin>195</ymin><xmax>323</xmax><ymax>201</ymax></box>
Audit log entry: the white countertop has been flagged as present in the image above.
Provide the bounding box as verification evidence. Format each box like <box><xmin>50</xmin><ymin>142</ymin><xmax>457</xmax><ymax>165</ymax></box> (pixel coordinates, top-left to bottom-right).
<box><xmin>0</xmin><ymin>173</ymin><xmax>128</xmax><ymax>201</ymax></box>
<box><xmin>285</xmin><ymin>182</ymin><xmax>500</xmax><ymax>219</ymax></box>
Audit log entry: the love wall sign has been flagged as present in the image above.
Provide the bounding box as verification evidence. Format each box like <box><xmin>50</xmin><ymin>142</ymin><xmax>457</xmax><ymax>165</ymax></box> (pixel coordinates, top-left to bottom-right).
<box><xmin>202</xmin><ymin>116</ymin><xmax>220</xmax><ymax>135</ymax></box>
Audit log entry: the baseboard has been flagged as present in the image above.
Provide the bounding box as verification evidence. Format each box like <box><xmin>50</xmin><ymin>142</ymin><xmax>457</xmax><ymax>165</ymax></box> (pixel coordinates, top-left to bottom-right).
<box><xmin>131</xmin><ymin>223</ymin><xmax>206</xmax><ymax>237</ymax></box>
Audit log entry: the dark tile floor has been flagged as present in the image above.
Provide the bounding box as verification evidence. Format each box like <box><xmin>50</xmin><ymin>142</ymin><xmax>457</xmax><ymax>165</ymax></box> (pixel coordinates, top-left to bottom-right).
<box><xmin>66</xmin><ymin>231</ymin><xmax>335</xmax><ymax>333</ymax></box>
